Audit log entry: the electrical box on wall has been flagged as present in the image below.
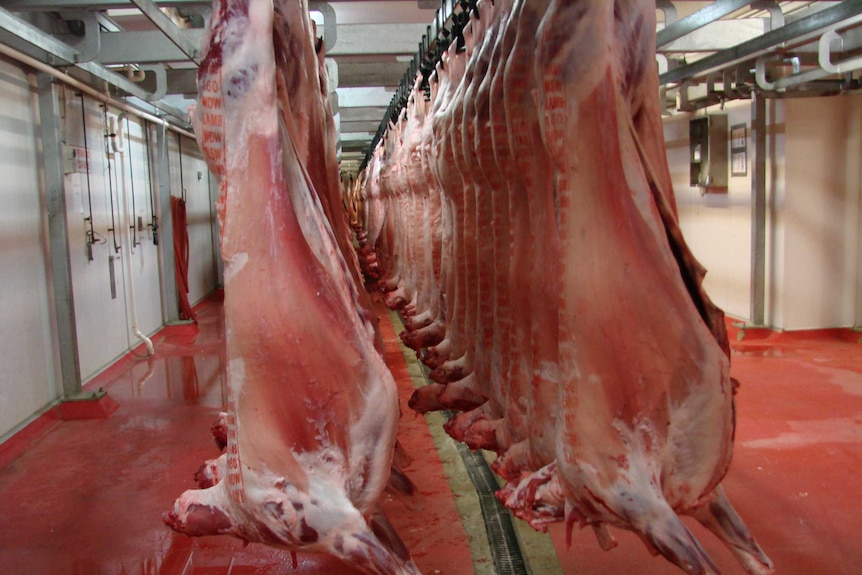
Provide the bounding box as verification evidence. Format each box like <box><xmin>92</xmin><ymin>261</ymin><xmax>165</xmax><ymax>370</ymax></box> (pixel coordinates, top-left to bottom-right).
<box><xmin>689</xmin><ymin>114</ymin><xmax>728</xmax><ymax>192</ymax></box>
<box><xmin>63</xmin><ymin>144</ymin><xmax>91</xmax><ymax>175</ymax></box>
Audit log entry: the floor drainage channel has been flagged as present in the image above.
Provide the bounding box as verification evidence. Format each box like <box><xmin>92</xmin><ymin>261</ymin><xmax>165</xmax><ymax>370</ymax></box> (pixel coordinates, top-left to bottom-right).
<box><xmin>391</xmin><ymin>311</ymin><xmax>531</xmax><ymax>575</ymax></box>
<box><xmin>442</xmin><ymin>410</ymin><xmax>531</xmax><ymax>575</ymax></box>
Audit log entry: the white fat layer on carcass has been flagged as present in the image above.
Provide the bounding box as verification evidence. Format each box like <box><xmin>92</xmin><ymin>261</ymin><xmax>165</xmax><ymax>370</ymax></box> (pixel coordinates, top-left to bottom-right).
<box><xmin>171</xmin><ymin>481</ymin><xmax>236</xmax><ymax>529</ymax></box>
<box><xmin>219</xmin><ymin>0</ymin><xmax>278</xmax><ymax>164</ymax></box>
<box><xmin>208</xmin><ymin>1</ymin><xmax>281</xmax><ymax>258</ymax></box>
<box><xmin>291</xmin><ymin>448</ymin><xmax>348</xmax><ymax>484</ymax></box>
<box><xmin>227</xmin><ymin>357</ymin><xmax>246</xmax><ymax>395</ymax></box>
<box><xmin>663</xmin><ymin>363</ymin><xmax>732</xmax><ymax>500</ymax></box>
<box><xmin>346</xmin><ymin>364</ymin><xmax>400</xmax><ymax>510</ymax></box>
<box><xmin>283</xmin><ymin>150</ymin><xmax>343</xmax><ymax>289</ymax></box>
<box><xmin>234</xmin><ymin>338</ymin><xmax>396</xmax><ymax>513</ymax></box>
<box><xmin>561</xmin><ymin>417</ymin><xmax>665</xmax><ymax>526</ymax></box>
<box><xmin>223</xmin><ymin>252</ymin><xmax>248</xmax><ymax>283</ymax></box>
<box><xmin>235</xmin><ymin>453</ymin><xmax>393</xmax><ymax>563</ymax></box>
<box><xmin>498</xmin><ymin>461</ymin><xmax>566</xmax><ymax>528</ymax></box>
<box><xmin>561</xmin><ymin>367</ymin><xmax>729</xmax><ymax>523</ymax></box>
<box><xmin>541</xmin><ymin>2</ymin><xmax>610</xmax><ymax>102</ymax></box>
<box><xmin>536</xmin><ymin>360</ymin><xmax>561</xmax><ymax>384</ymax></box>
<box><xmin>201</xmin><ymin>453</ymin><xmax>226</xmax><ymax>484</ymax></box>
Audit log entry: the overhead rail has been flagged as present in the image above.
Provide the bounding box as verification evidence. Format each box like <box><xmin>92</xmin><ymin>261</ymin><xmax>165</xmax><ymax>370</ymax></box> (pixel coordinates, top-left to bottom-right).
<box><xmin>659</xmin><ymin>0</ymin><xmax>862</xmax><ymax>85</ymax></box>
<box><xmin>361</xmin><ymin>0</ymin><xmax>477</xmax><ymax>171</ymax></box>
<box><xmin>0</xmin><ymin>41</ymin><xmax>195</xmax><ymax>139</ymax></box>
<box><xmin>2</xmin><ymin>0</ymin><xmax>210</xmax><ymax>9</ymax></box>
<box><xmin>656</xmin><ymin>0</ymin><xmax>754</xmax><ymax>47</ymax></box>
<box><xmin>358</xmin><ymin>0</ymin><xmax>862</xmax><ymax>170</ymax></box>
<box><xmin>129</xmin><ymin>0</ymin><xmax>201</xmax><ymax>64</ymax></box>
<box><xmin>0</xmin><ymin>4</ymin><xmax>191</xmax><ymax>127</ymax></box>
<box><xmin>361</xmin><ymin>0</ymin><xmax>780</xmax><ymax>168</ymax></box>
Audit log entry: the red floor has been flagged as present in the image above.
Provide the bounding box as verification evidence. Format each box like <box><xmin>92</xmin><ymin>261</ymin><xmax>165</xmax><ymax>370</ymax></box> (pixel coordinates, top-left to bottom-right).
<box><xmin>1</xmin><ymin>296</ymin><xmax>860</xmax><ymax>574</ymax></box>
<box><xmin>0</xmin><ymin>297</ymin><xmax>472</xmax><ymax>575</ymax></box>
<box><xmin>547</xmin><ymin>325</ymin><xmax>862</xmax><ymax>574</ymax></box>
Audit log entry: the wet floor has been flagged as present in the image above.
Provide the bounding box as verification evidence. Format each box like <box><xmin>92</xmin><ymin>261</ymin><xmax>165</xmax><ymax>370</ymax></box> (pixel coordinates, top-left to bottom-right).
<box><xmin>0</xmin><ymin>295</ymin><xmax>473</xmax><ymax>575</ymax></box>
<box><xmin>0</xmin><ymin>294</ymin><xmax>860</xmax><ymax>574</ymax></box>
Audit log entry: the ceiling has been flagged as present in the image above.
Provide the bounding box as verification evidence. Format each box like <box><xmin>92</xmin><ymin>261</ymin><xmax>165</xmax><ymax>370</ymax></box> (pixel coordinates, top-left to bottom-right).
<box><xmin>1</xmin><ymin>1</ymin><xmax>861</xmax><ymax>174</ymax></box>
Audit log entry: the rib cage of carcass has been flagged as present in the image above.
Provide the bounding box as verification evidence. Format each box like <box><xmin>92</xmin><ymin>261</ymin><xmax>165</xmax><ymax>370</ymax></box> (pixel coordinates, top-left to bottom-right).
<box><xmin>357</xmin><ymin>0</ymin><xmax>774</xmax><ymax>574</ymax></box>
<box><xmin>163</xmin><ymin>0</ymin><xmax>420</xmax><ymax>573</ymax></box>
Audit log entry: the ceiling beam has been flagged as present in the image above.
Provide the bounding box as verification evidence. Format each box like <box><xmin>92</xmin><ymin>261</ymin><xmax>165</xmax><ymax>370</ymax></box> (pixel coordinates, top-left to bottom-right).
<box><xmin>341</xmin><ymin>120</ymin><xmax>381</xmax><ymax>132</ymax></box>
<box><xmin>660</xmin><ymin>0</ymin><xmax>862</xmax><ymax>85</ymax></box>
<box><xmin>128</xmin><ymin>0</ymin><xmax>200</xmax><ymax>64</ymax></box>
<box><xmin>97</xmin><ymin>29</ymin><xmax>204</xmax><ymax>64</ymax></box>
<box><xmin>341</xmin><ymin>141</ymin><xmax>373</xmax><ymax>151</ymax></box>
<box><xmin>658</xmin><ymin>18</ymin><xmax>765</xmax><ymax>53</ymax></box>
<box><xmin>340</xmin><ymin>132</ymin><xmax>376</xmax><ymax>142</ymax></box>
<box><xmin>337</xmin><ymin>61</ymin><xmax>408</xmax><ymax>87</ymax></box>
<box><xmin>137</xmin><ymin>66</ymin><xmax>197</xmax><ymax>94</ymax></box>
<box><xmin>336</xmin><ymin>86</ymin><xmax>395</xmax><ymax>108</ymax></box>
<box><xmin>340</xmin><ymin>106</ymin><xmax>389</xmax><ymax>122</ymax></box>
<box><xmin>656</xmin><ymin>0</ymin><xmax>754</xmax><ymax>48</ymax></box>
<box><xmin>0</xmin><ymin>6</ymin><xmax>77</xmax><ymax>63</ymax></box>
<box><xmin>0</xmin><ymin>6</ymin><xmax>189</xmax><ymax>122</ymax></box>
<box><xmin>328</xmin><ymin>22</ymin><xmax>428</xmax><ymax>56</ymax></box>
<box><xmin>2</xmin><ymin>0</ymin><xmax>209</xmax><ymax>9</ymax></box>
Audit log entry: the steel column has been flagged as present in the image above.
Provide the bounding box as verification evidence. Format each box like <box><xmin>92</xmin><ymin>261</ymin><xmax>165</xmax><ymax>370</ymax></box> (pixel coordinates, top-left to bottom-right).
<box><xmin>37</xmin><ymin>73</ymin><xmax>84</xmax><ymax>398</ymax></box>
<box><xmin>750</xmin><ymin>92</ymin><xmax>767</xmax><ymax>326</ymax></box>
<box><xmin>156</xmin><ymin>123</ymin><xmax>179</xmax><ymax>323</ymax></box>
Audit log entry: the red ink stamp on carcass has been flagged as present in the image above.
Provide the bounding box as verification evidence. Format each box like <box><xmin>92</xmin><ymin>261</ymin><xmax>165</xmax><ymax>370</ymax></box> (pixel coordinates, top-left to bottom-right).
<box><xmin>225</xmin><ymin>395</ymin><xmax>246</xmax><ymax>503</ymax></box>
<box><xmin>199</xmin><ymin>74</ymin><xmax>226</xmax><ymax>178</ymax></box>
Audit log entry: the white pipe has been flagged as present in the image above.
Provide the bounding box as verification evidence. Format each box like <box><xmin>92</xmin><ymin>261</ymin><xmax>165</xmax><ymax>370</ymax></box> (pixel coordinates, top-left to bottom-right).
<box><xmin>0</xmin><ymin>42</ymin><xmax>195</xmax><ymax>140</ymax></box>
<box><xmin>115</xmin><ymin>112</ymin><xmax>155</xmax><ymax>356</ymax></box>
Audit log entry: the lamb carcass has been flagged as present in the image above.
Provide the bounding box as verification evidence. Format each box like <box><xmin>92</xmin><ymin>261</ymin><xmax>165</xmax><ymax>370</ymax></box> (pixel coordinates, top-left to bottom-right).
<box><xmin>164</xmin><ymin>1</ymin><xmax>418</xmax><ymax>573</ymax></box>
<box><xmin>359</xmin><ymin>0</ymin><xmax>774</xmax><ymax>573</ymax></box>
<box><xmin>499</xmin><ymin>1</ymin><xmax>773</xmax><ymax>573</ymax></box>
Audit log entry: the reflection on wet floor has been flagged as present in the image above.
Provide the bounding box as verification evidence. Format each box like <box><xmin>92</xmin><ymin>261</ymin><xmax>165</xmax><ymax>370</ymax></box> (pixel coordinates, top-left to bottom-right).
<box><xmin>2</xmin><ymin>293</ymin><xmax>861</xmax><ymax>574</ymax></box>
<box><xmin>0</xmin><ymin>295</ymin><xmax>474</xmax><ymax>575</ymax></box>
<box><xmin>104</xmin><ymin>306</ymin><xmax>228</xmax><ymax>404</ymax></box>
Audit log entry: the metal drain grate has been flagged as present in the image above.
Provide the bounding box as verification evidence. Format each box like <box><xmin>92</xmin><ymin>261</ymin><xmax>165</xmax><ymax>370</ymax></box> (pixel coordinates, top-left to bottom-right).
<box><xmin>394</xmin><ymin>311</ymin><xmax>531</xmax><ymax>575</ymax></box>
<box><xmin>448</xmin><ymin>431</ymin><xmax>531</xmax><ymax>575</ymax></box>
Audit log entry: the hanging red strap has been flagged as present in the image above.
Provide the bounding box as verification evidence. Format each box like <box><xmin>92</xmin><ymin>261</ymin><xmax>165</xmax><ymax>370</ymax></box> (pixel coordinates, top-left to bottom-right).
<box><xmin>171</xmin><ymin>195</ymin><xmax>197</xmax><ymax>323</ymax></box>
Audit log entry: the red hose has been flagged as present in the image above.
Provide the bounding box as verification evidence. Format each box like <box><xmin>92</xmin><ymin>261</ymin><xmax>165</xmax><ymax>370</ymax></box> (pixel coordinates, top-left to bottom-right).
<box><xmin>171</xmin><ymin>195</ymin><xmax>197</xmax><ymax>323</ymax></box>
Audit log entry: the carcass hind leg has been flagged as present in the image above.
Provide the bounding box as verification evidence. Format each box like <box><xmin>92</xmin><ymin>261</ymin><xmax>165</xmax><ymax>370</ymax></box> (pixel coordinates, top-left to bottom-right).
<box><xmin>164</xmin><ymin>483</ymin><xmax>239</xmax><ymax>538</ymax></box>
<box><xmin>429</xmin><ymin>354</ymin><xmax>470</xmax><ymax>383</ymax></box>
<box><xmin>211</xmin><ymin>411</ymin><xmax>228</xmax><ymax>450</ymax></box>
<box><xmin>444</xmin><ymin>404</ymin><xmax>500</xmax><ymax>451</ymax></box>
<box><xmin>384</xmin><ymin>286</ymin><xmax>410</xmax><ymax>310</ymax></box>
<box><xmin>423</xmin><ymin>338</ymin><xmax>451</xmax><ymax>368</ymax></box>
<box><xmin>194</xmin><ymin>453</ymin><xmax>226</xmax><ymax>488</ymax></box>
<box><xmin>632</xmin><ymin>498</ymin><xmax>720</xmax><ymax>575</ymax></box>
<box><xmin>496</xmin><ymin>462</ymin><xmax>565</xmax><ymax>531</ymax></box>
<box><xmin>688</xmin><ymin>485</ymin><xmax>774</xmax><ymax>575</ymax></box>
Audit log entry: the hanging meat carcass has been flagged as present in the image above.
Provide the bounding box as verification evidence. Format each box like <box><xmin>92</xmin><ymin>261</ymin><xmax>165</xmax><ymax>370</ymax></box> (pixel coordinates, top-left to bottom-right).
<box><xmin>358</xmin><ymin>0</ymin><xmax>773</xmax><ymax>573</ymax></box>
<box><xmin>164</xmin><ymin>1</ymin><xmax>419</xmax><ymax>573</ymax></box>
<box><xmin>499</xmin><ymin>2</ymin><xmax>773</xmax><ymax>574</ymax></box>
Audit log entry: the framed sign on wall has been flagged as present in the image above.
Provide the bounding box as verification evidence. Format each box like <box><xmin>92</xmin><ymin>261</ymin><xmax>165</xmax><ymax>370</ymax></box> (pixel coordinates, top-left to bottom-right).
<box><xmin>730</xmin><ymin>123</ymin><xmax>747</xmax><ymax>177</ymax></box>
